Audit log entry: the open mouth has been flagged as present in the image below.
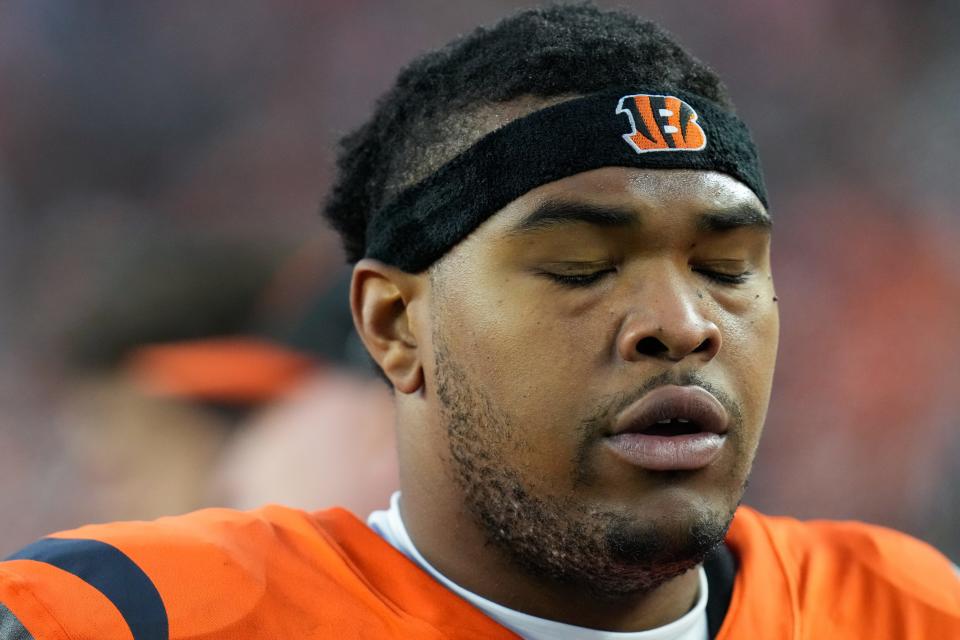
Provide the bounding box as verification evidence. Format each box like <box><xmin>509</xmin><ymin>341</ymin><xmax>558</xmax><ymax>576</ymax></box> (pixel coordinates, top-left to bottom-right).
<box><xmin>636</xmin><ymin>418</ymin><xmax>704</xmax><ymax>437</ymax></box>
<box><xmin>605</xmin><ymin>386</ymin><xmax>730</xmax><ymax>471</ymax></box>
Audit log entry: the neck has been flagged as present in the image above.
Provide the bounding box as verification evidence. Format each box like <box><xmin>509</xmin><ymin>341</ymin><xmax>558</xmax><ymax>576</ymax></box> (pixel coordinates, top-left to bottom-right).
<box><xmin>399</xmin><ymin>480</ymin><xmax>702</xmax><ymax>632</ymax></box>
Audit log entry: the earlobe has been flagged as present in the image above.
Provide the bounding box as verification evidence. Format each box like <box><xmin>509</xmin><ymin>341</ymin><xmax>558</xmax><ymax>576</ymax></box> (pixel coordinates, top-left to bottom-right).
<box><xmin>350</xmin><ymin>259</ymin><xmax>424</xmax><ymax>394</ymax></box>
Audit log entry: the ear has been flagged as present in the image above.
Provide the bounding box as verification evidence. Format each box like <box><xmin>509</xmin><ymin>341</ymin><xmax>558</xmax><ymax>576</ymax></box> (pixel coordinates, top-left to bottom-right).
<box><xmin>350</xmin><ymin>259</ymin><xmax>425</xmax><ymax>394</ymax></box>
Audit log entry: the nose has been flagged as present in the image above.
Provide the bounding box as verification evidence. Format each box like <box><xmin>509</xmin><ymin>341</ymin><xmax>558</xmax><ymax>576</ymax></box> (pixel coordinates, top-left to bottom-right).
<box><xmin>616</xmin><ymin>275</ymin><xmax>722</xmax><ymax>364</ymax></box>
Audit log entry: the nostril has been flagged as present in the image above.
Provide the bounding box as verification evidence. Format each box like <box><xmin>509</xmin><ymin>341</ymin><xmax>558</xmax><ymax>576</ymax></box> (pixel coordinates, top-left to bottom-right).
<box><xmin>636</xmin><ymin>337</ymin><xmax>669</xmax><ymax>357</ymax></box>
<box><xmin>693</xmin><ymin>338</ymin><xmax>712</xmax><ymax>354</ymax></box>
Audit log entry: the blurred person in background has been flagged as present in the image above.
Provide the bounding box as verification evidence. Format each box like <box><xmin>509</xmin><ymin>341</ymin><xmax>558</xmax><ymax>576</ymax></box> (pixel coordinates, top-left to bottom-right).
<box><xmin>58</xmin><ymin>238</ymin><xmax>397</xmax><ymax>522</ymax></box>
<box><xmin>53</xmin><ymin>239</ymin><xmax>312</xmax><ymax>522</ymax></box>
<box><xmin>0</xmin><ymin>5</ymin><xmax>956</xmax><ymax>639</ymax></box>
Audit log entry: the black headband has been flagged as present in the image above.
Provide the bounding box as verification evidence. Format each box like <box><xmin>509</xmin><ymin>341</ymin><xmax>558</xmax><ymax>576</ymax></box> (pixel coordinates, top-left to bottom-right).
<box><xmin>366</xmin><ymin>88</ymin><xmax>767</xmax><ymax>272</ymax></box>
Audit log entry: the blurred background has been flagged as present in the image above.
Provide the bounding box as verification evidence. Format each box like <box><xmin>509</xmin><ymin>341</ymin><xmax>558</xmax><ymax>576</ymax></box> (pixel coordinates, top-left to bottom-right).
<box><xmin>0</xmin><ymin>1</ymin><xmax>957</xmax><ymax>560</ymax></box>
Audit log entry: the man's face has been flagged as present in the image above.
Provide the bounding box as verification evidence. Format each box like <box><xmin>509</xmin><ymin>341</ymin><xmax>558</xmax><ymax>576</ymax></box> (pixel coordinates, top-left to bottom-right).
<box><xmin>420</xmin><ymin>167</ymin><xmax>778</xmax><ymax>595</ymax></box>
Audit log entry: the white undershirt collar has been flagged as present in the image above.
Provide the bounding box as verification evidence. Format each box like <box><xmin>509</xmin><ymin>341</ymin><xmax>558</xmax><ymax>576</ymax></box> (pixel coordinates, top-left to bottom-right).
<box><xmin>368</xmin><ymin>491</ymin><xmax>709</xmax><ymax>640</ymax></box>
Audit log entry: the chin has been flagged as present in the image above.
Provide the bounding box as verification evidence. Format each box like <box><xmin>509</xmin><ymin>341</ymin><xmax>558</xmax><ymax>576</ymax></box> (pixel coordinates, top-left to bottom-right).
<box><xmin>587</xmin><ymin>464</ymin><xmax>746</xmax><ymax>522</ymax></box>
<box><xmin>570</xmin><ymin>496</ymin><xmax>735</xmax><ymax>599</ymax></box>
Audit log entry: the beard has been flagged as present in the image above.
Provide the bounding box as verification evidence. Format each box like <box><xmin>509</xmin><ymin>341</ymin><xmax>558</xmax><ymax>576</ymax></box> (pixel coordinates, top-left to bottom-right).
<box><xmin>433</xmin><ymin>329</ymin><xmax>744</xmax><ymax>600</ymax></box>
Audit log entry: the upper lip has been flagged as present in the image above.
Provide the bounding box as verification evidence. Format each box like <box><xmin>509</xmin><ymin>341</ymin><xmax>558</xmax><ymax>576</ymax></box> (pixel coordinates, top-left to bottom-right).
<box><xmin>611</xmin><ymin>385</ymin><xmax>730</xmax><ymax>436</ymax></box>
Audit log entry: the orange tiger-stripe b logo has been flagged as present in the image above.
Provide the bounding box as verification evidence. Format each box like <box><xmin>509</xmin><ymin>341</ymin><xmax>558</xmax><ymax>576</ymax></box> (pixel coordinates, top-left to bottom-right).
<box><xmin>616</xmin><ymin>94</ymin><xmax>706</xmax><ymax>153</ymax></box>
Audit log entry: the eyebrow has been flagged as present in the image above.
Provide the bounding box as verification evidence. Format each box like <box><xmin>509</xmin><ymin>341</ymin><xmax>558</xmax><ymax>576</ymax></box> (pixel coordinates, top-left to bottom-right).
<box><xmin>697</xmin><ymin>205</ymin><xmax>772</xmax><ymax>233</ymax></box>
<box><xmin>508</xmin><ymin>201</ymin><xmax>636</xmax><ymax>235</ymax></box>
<box><xmin>506</xmin><ymin>199</ymin><xmax>772</xmax><ymax>237</ymax></box>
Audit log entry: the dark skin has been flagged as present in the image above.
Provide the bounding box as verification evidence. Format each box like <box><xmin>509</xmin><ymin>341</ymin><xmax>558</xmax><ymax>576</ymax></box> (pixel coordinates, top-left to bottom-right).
<box><xmin>352</xmin><ymin>166</ymin><xmax>779</xmax><ymax>631</ymax></box>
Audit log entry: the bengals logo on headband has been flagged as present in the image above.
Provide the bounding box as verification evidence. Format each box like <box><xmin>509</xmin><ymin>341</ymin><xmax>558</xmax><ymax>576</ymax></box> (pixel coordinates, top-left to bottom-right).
<box><xmin>616</xmin><ymin>94</ymin><xmax>706</xmax><ymax>153</ymax></box>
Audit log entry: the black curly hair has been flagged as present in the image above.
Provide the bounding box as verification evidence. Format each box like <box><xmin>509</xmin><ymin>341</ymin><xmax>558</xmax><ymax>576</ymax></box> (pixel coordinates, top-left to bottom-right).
<box><xmin>323</xmin><ymin>3</ymin><xmax>734</xmax><ymax>265</ymax></box>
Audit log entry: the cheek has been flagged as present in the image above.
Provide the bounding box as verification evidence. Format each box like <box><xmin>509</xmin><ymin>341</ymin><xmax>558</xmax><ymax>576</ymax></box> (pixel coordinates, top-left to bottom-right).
<box><xmin>720</xmin><ymin>303</ymin><xmax>779</xmax><ymax>440</ymax></box>
<box><xmin>439</xmin><ymin>278</ymin><xmax>612</xmax><ymax>441</ymax></box>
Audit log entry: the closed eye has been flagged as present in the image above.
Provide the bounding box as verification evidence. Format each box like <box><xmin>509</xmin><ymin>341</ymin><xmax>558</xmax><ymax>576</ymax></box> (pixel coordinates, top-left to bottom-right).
<box><xmin>693</xmin><ymin>268</ymin><xmax>752</xmax><ymax>285</ymax></box>
<box><xmin>542</xmin><ymin>268</ymin><xmax>616</xmax><ymax>288</ymax></box>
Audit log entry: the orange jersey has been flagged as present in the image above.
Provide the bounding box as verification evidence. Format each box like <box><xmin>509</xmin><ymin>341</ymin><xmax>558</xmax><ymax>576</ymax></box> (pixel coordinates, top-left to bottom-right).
<box><xmin>0</xmin><ymin>504</ymin><xmax>957</xmax><ymax>639</ymax></box>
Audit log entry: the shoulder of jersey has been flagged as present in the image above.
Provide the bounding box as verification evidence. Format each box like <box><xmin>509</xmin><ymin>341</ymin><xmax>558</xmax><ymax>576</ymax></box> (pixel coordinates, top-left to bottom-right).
<box><xmin>0</xmin><ymin>505</ymin><xmax>367</xmax><ymax>639</ymax></box>
<box><xmin>737</xmin><ymin>506</ymin><xmax>960</xmax><ymax>616</ymax></box>
<box><xmin>7</xmin><ymin>503</ymin><xmax>342</xmax><ymax>577</ymax></box>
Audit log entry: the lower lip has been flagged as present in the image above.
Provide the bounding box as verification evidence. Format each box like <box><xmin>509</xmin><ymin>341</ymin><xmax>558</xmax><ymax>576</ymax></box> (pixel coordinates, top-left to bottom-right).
<box><xmin>604</xmin><ymin>432</ymin><xmax>725</xmax><ymax>471</ymax></box>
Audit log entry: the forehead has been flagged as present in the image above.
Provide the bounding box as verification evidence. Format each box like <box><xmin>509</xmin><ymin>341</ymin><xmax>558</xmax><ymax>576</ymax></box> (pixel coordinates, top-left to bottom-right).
<box><xmin>486</xmin><ymin>167</ymin><xmax>766</xmax><ymax>232</ymax></box>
